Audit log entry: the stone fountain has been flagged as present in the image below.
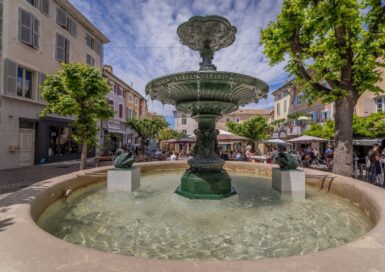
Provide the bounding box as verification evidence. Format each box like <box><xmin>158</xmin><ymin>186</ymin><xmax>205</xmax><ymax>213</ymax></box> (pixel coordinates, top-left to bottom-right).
<box><xmin>145</xmin><ymin>15</ymin><xmax>269</xmax><ymax>199</ymax></box>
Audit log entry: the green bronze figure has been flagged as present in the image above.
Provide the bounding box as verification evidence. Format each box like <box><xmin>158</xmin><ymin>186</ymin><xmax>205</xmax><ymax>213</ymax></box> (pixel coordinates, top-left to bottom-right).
<box><xmin>113</xmin><ymin>148</ymin><xmax>134</xmax><ymax>169</ymax></box>
<box><xmin>277</xmin><ymin>152</ymin><xmax>299</xmax><ymax>170</ymax></box>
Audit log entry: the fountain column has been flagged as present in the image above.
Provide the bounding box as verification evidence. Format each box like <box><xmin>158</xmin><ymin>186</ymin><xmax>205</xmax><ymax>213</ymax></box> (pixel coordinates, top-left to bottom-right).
<box><xmin>175</xmin><ymin>113</ymin><xmax>235</xmax><ymax>199</ymax></box>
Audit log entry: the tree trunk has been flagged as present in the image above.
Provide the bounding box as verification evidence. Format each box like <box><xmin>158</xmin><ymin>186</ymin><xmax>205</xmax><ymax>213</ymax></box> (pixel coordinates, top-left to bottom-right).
<box><xmin>333</xmin><ymin>96</ymin><xmax>356</xmax><ymax>177</ymax></box>
<box><xmin>80</xmin><ymin>137</ymin><xmax>88</xmax><ymax>170</ymax></box>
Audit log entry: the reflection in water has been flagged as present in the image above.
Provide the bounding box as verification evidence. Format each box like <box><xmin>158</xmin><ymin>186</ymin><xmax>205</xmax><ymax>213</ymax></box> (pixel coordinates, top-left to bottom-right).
<box><xmin>38</xmin><ymin>172</ymin><xmax>373</xmax><ymax>260</ymax></box>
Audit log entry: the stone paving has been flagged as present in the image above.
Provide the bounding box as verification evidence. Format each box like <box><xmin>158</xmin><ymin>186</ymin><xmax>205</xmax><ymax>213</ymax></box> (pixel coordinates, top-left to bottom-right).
<box><xmin>0</xmin><ymin>160</ymin><xmax>112</xmax><ymax>194</ymax></box>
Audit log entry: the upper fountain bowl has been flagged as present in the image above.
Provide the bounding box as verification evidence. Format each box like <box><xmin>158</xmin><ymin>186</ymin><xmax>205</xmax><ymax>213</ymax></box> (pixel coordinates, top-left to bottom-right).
<box><xmin>177</xmin><ymin>15</ymin><xmax>237</xmax><ymax>52</ymax></box>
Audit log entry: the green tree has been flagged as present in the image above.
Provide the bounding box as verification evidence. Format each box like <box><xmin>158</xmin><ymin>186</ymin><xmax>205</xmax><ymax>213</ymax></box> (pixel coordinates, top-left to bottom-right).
<box><xmin>40</xmin><ymin>63</ymin><xmax>114</xmax><ymax>170</ymax></box>
<box><xmin>261</xmin><ymin>0</ymin><xmax>385</xmax><ymax>176</ymax></box>
<box><xmin>127</xmin><ymin>117</ymin><xmax>168</xmax><ymax>153</ymax></box>
<box><xmin>157</xmin><ymin>128</ymin><xmax>186</xmax><ymax>142</ymax></box>
<box><xmin>305</xmin><ymin>120</ymin><xmax>335</xmax><ymax>140</ymax></box>
<box><xmin>227</xmin><ymin>115</ymin><xmax>271</xmax><ymax>141</ymax></box>
<box><xmin>305</xmin><ymin>112</ymin><xmax>385</xmax><ymax>140</ymax></box>
<box><xmin>353</xmin><ymin>112</ymin><xmax>385</xmax><ymax>138</ymax></box>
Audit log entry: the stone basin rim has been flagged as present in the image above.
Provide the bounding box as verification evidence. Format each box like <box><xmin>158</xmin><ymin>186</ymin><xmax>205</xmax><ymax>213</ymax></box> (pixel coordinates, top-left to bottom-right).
<box><xmin>0</xmin><ymin>161</ymin><xmax>385</xmax><ymax>272</ymax></box>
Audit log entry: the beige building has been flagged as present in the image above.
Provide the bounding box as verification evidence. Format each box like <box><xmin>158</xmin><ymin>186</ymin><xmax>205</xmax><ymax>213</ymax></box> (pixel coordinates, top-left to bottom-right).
<box><xmin>356</xmin><ymin>66</ymin><xmax>385</xmax><ymax>116</ymax></box>
<box><xmin>173</xmin><ymin>111</ymin><xmax>197</xmax><ymax>136</ymax></box>
<box><xmin>271</xmin><ymin>80</ymin><xmax>334</xmax><ymax>139</ymax></box>
<box><xmin>272</xmin><ymin>83</ymin><xmax>292</xmax><ymax>121</ymax></box>
<box><xmin>0</xmin><ymin>0</ymin><xmax>109</xmax><ymax>169</ymax></box>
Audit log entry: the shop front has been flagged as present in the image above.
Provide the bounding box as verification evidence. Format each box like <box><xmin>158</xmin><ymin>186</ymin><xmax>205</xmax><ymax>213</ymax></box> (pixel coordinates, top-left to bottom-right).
<box><xmin>35</xmin><ymin>116</ymin><xmax>93</xmax><ymax>164</ymax></box>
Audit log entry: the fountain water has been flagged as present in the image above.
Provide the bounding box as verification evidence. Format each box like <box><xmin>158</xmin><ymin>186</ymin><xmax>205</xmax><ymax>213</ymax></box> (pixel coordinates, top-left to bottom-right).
<box><xmin>145</xmin><ymin>16</ymin><xmax>269</xmax><ymax>199</ymax></box>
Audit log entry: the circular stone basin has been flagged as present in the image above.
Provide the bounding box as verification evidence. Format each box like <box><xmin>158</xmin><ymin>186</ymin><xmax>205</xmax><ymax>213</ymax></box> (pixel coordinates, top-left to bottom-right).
<box><xmin>37</xmin><ymin>170</ymin><xmax>373</xmax><ymax>260</ymax></box>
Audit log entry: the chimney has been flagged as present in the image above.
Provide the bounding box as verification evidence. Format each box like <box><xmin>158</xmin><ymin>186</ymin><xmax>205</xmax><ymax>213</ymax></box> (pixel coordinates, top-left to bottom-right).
<box><xmin>103</xmin><ymin>64</ymin><xmax>113</xmax><ymax>74</ymax></box>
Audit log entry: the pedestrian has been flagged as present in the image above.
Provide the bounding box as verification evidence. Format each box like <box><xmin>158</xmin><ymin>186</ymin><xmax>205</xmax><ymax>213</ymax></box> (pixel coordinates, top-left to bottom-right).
<box><xmin>368</xmin><ymin>144</ymin><xmax>381</xmax><ymax>185</ymax></box>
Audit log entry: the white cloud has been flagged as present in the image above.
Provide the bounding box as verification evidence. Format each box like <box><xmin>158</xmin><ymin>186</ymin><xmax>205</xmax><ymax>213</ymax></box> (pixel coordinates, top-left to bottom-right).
<box><xmin>70</xmin><ymin>0</ymin><xmax>288</xmax><ymax>122</ymax></box>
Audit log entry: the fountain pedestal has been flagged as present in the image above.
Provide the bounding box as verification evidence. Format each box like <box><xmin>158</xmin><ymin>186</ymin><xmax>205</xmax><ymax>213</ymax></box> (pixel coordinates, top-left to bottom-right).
<box><xmin>175</xmin><ymin>114</ymin><xmax>236</xmax><ymax>199</ymax></box>
<box><xmin>272</xmin><ymin>168</ymin><xmax>305</xmax><ymax>198</ymax></box>
<box><xmin>107</xmin><ymin>167</ymin><xmax>140</xmax><ymax>193</ymax></box>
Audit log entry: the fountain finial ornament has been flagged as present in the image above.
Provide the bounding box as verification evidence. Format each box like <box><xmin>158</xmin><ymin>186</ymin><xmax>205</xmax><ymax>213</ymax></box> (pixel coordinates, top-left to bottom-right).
<box><xmin>177</xmin><ymin>15</ymin><xmax>237</xmax><ymax>71</ymax></box>
<box><xmin>145</xmin><ymin>15</ymin><xmax>269</xmax><ymax>199</ymax></box>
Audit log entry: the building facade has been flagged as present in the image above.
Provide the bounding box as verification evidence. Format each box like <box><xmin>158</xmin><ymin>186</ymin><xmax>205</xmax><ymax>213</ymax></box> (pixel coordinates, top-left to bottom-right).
<box><xmin>173</xmin><ymin>111</ymin><xmax>197</xmax><ymax>136</ymax></box>
<box><xmin>271</xmin><ymin>80</ymin><xmax>335</xmax><ymax>139</ymax></box>
<box><xmin>100</xmin><ymin>65</ymin><xmax>147</xmax><ymax>153</ymax></box>
<box><xmin>356</xmin><ymin>66</ymin><xmax>385</xmax><ymax>117</ymax></box>
<box><xmin>0</xmin><ymin>0</ymin><xmax>109</xmax><ymax>169</ymax></box>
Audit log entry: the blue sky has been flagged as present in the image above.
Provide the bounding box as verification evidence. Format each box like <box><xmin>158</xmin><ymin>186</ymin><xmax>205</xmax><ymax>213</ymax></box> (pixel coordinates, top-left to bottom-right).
<box><xmin>70</xmin><ymin>0</ymin><xmax>290</xmax><ymax>125</ymax></box>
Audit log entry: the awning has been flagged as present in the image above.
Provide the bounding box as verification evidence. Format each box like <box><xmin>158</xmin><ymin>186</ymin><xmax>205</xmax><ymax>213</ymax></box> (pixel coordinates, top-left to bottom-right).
<box><xmin>188</xmin><ymin>129</ymin><xmax>252</xmax><ymax>142</ymax></box>
<box><xmin>263</xmin><ymin>139</ymin><xmax>290</xmax><ymax>146</ymax></box>
<box><xmin>353</xmin><ymin>138</ymin><xmax>382</xmax><ymax>146</ymax></box>
<box><xmin>288</xmin><ymin>135</ymin><xmax>327</xmax><ymax>143</ymax></box>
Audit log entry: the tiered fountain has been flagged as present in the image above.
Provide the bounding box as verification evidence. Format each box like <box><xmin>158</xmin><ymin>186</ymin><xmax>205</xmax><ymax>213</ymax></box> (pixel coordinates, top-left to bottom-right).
<box><xmin>145</xmin><ymin>15</ymin><xmax>269</xmax><ymax>199</ymax></box>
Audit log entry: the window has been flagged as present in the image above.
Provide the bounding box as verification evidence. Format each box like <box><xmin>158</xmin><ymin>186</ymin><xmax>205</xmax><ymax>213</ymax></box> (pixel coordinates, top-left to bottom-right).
<box><xmin>127</xmin><ymin>109</ymin><xmax>132</xmax><ymax>119</ymax></box>
<box><xmin>118</xmin><ymin>104</ymin><xmax>123</xmax><ymax>119</ymax></box>
<box><xmin>26</xmin><ymin>0</ymin><xmax>49</xmax><ymax>16</ymax></box>
<box><xmin>276</xmin><ymin>103</ymin><xmax>280</xmax><ymax>116</ymax></box>
<box><xmin>135</xmin><ymin>97</ymin><xmax>139</xmax><ymax>105</ymax></box>
<box><xmin>16</xmin><ymin>66</ymin><xmax>33</xmax><ymax>99</ymax></box>
<box><xmin>226</xmin><ymin>118</ymin><xmax>230</xmax><ymax>122</ymax></box>
<box><xmin>56</xmin><ymin>33</ymin><xmax>69</xmax><ymax>63</ymax></box>
<box><xmin>182</xmin><ymin>130</ymin><xmax>187</xmax><ymax>135</ymax></box>
<box><xmin>48</xmin><ymin>126</ymin><xmax>78</xmax><ymax>157</ymax></box>
<box><xmin>376</xmin><ymin>97</ymin><xmax>385</xmax><ymax>112</ymax></box>
<box><xmin>86</xmin><ymin>54</ymin><xmax>95</xmax><ymax>66</ymax></box>
<box><xmin>295</xmin><ymin>93</ymin><xmax>304</xmax><ymax>105</ymax></box>
<box><xmin>128</xmin><ymin>94</ymin><xmax>133</xmax><ymax>102</ymax></box>
<box><xmin>325</xmin><ymin>111</ymin><xmax>330</xmax><ymax>120</ymax></box>
<box><xmin>283</xmin><ymin>99</ymin><xmax>287</xmax><ymax>113</ymax></box>
<box><xmin>312</xmin><ymin>112</ymin><xmax>318</xmax><ymax>122</ymax></box>
<box><xmin>182</xmin><ymin>118</ymin><xmax>187</xmax><ymax>125</ymax></box>
<box><xmin>108</xmin><ymin>99</ymin><xmax>114</xmax><ymax>110</ymax></box>
<box><xmin>56</xmin><ymin>7</ymin><xmax>77</xmax><ymax>36</ymax></box>
<box><xmin>19</xmin><ymin>9</ymin><xmax>39</xmax><ymax>49</ymax></box>
<box><xmin>236</xmin><ymin>117</ymin><xmax>241</xmax><ymax>123</ymax></box>
<box><xmin>86</xmin><ymin>33</ymin><xmax>102</xmax><ymax>55</ymax></box>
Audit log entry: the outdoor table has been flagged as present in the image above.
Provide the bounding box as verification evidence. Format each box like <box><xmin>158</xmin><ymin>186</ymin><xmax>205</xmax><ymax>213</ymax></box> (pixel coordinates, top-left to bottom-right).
<box><xmin>250</xmin><ymin>155</ymin><xmax>267</xmax><ymax>163</ymax></box>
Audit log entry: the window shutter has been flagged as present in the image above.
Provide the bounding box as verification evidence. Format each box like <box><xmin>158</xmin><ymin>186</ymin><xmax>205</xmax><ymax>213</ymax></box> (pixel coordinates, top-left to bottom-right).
<box><xmin>19</xmin><ymin>9</ymin><xmax>33</xmax><ymax>45</ymax></box>
<box><xmin>69</xmin><ymin>19</ymin><xmax>77</xmax><ymax>37</ymax></box>
<box><xmin>65</xmin><ymin>39</ymin><xmax>70</xmax><ymax>63</ymax></box>
<box><xmin>95</xmin><ymin>40</ymin><xmax>102</xmax><ymax>55</ymax></box>
<box><xmin>56</xmin><ymin>7</ymin><xmax>67</xmax><ymax>27</ymax></box>
<box><xmin>86</xmin><ymin>33</ymin><xmax>91</xmax><ymax>47</ymax></box>
<box><xmin>38</xmin><ymin>72</ymin><xmax>46</xmax><ymax>101</ymax></box>
<box><xmin>40</xmin><ymin>0</ymin><xmax>49</xmax><ymax>16</ymax></box>
<box><xmin>55</xmin><ymin>34</ymin><xmax>65</xmax><ymax>62</ymax></box>
<box><xmin>33</xmin><ymin>17</ymin><xmax>39</xmax><ymax>49</ymax></box>
<box><xmin>4</xmin><ymin>59</ymin><xmax>17</xmax><ymax>96</ymax></box>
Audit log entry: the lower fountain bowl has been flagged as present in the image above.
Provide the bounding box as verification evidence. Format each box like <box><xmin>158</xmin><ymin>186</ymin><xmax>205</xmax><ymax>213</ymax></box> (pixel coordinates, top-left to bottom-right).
<box><xmin>176</xmin><ymin>169</ymin><xmax>236</xmax><ymax>200</ymax></box>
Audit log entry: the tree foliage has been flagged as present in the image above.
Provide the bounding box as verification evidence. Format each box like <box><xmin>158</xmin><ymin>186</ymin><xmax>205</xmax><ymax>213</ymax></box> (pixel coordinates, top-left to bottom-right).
<box><xmin>227</xmin><ymin>116</ymin><xmax>271</xmax><ymax>141</ymax></box>
<box><xmin>260</xmin><ymin>0</ymin><xmax>385</xmax><ymax>176</ymax></box>
<box><xmin>157</xmin><ymin>128</ymin><xmax>186</xmax><ymax>142</ymax></box>
<box><xmin>127</xmin><ymin>117</ymin><xmax>168</xmax><ymax>148</ymax></box>
<box><xmin>40</xmin><ymin>63</ymin><xmax>114</xmax><ymax>169</ymax></box>
<box><xmin>305</xmin><ymin>120</ymin><xmax>335</xmax><ymax>140</ymax></box>
<box><xmin>353</xmin><ymin>112</ymin><xmax>385</xmax><ymax>138</ymax></box>
<box><xmin>261</xmin><ymin>0</ymin><xmax>385</xmax><ymax>102</ymax></box>
<box><xmin>305</xmin><ymin>112</ymin><xmax>385</xmax><ymax>139</ymax></box>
